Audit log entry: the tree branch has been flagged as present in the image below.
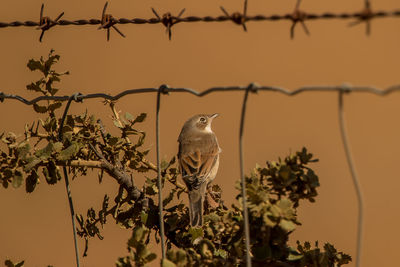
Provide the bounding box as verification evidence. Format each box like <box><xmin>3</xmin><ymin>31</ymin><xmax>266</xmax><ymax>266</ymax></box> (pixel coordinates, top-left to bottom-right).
<box><xmin>54</xmin><ymin>160</ymin><xmax>103</xmax><ymax>168</ymax></box>
<box><xmin>88</xmin><ymin>143</ymin><xmax>142</xmax><ymax>200</ymax></box>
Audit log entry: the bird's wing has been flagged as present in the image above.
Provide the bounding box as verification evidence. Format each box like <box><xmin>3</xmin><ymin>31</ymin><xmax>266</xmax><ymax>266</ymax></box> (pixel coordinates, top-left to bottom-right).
<box><xmin>179</xmin><ymin>134</ymin><xmax>219</xmax><ymax>190</ymax></box>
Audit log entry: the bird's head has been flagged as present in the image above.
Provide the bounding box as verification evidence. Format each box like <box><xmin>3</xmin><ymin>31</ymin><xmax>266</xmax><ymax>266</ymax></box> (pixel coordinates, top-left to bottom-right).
<box><xmin>186</xmin><ymin>113</ymin><xmax>219</xmax><ymax>133</ymax></box>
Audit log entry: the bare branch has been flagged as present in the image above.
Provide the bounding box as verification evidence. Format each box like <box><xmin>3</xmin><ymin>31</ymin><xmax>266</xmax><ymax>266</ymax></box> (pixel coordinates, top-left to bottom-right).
<box><xmin>88</xmin><ymin>143</ymin><xmax>142</xmax><ymax>200</ymax></box>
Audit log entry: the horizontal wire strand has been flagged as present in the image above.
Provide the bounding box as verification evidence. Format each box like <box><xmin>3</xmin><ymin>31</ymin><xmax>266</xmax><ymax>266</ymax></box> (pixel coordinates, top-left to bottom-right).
<box><xmin>1</xmin><ymin>10</ymin><xmax>400</xmax><ymax>28</ymax></box>
<box><xmin>2</xmin><ymin>84</ymin><xmax>400</xmax><ymax>105</ymax></box>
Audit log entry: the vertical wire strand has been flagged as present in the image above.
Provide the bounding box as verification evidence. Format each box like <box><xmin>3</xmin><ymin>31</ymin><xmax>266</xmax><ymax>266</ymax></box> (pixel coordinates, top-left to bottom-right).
<box><xmin>156</xmin><ymin>88</ymin><xmax>166</xmax><ymax>262</ymax></box>
<box><xmin>239</xmin><ymin>87</ymin><xmax>252</xmax><ymax>267</ymax></box>
<box><xmin>58</xmin><ymin>94</ymin><xmax>81</xmax><ymax>267</ymax></box>
<box><xmin>338</xmin><ymin>91</ymin><xmax>364</xmax><ymax>267</ymax></box>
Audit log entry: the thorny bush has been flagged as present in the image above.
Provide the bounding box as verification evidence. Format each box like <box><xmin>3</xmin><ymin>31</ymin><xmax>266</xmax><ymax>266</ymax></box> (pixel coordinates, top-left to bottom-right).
<box><xmin>1</xmin><ymin>51</ymin><xmax>351</xmax><ymax>267</ymax></box>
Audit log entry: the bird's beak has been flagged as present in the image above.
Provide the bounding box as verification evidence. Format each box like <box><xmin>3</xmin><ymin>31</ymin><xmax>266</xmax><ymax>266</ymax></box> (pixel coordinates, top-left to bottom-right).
<box><xmin>209</xmin><ymin>113</ymin><xmax>219</xmax><ymax>120</ymax></box>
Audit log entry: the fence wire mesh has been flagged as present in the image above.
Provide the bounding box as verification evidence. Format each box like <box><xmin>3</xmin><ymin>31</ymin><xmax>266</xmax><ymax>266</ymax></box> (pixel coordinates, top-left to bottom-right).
<box><xmin>0</xmin><ymin>0</ymin><xmax>399</xmax><ymax>41</ymax></box>
<box><xmin>3</xmin><ymin>82</ymin><xmax>400</xmax><ymax>267</ymax></box>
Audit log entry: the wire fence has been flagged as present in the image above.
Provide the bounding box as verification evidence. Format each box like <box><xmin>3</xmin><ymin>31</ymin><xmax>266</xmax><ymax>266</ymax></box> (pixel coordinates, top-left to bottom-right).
<box><xmin>0</xmin><ymin>0</ymin><xmax>399</xmax><ymax>41</ymax></box>
<box><xmin>3</xmin><ymin>83</ymin><xmax>400</xmax><ymax>267</ymax></box>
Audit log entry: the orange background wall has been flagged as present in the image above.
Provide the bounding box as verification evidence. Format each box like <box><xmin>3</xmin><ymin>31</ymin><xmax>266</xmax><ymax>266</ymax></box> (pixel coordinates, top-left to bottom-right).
<box><xmin>1</xmin><ymin>1</ymin><xmax>400</xmax><ymax>266</ymax></box>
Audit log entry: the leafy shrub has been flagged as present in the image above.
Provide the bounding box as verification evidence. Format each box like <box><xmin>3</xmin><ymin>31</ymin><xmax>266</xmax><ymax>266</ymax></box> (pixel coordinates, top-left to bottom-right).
<box><xmin>1</xmin><ymin>51</ymin><xmax>351</xmax><ymax>267</ymax></box>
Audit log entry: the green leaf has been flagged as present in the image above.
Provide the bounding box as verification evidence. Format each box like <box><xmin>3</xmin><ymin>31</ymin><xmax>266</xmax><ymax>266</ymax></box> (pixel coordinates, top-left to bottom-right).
<box><xmin>2</xmin><ymin>179</ymin><xmax>9</xmax><ymax>189</ymax></box>
<box><xmin>161</xmin><ymin>259</ymin><xmax>176</xmax><ymax>267</ymax></box>
<box><xmin>49</xmin><ymin>88</ymin><xmax>59</xmax><ymax>95</ymax></box>
<box><xmin>108</xmin><ymin>137</ymin><xmax>120</xmax><ymax>146</ymax></box>
<box><xmin>26</xmin><ymin>81</ymin><xmax>43</xmax><ymax>93</ymax></box>
<box><xmin>133</xmin><ymin>113</ymin><xmax>146</xmax><ymax>123</ymax></box>
<box><xmin>204</xmin><ymin>212</ymin><xmax>220</xmax><ymax>223</ymax></box>
<box><xmin>53</xmin><ymin>142</ymin><xmax>63</xmax><ymax>153</ymax></box>
<box><xmin>4</xmin><ymin>260</ymin><xmax>24</xmax><ymax>267</ymax></box>
<box><xmin>27</xmin><ymin>58</ymin><xmax>44</xmax><ymax>72</ymax></box>
<box><xmin>58</xmin><ymin>143</ymin><xmax>79</xmax><ymax>161</ymax></box>
<box><xmin>24</xmin><ymin>157</ymin><xmax>41</xmax><ymax>172</ymax></box>
<box><xmin>214</xmin><ymin>249</ymin><xmax>227</xmax><ymax>259</ymax></box>
<box><xmin>287</xmin><ymin>250</ymin><xmax>303</xmax><ymax>261</ymax></box>
<box><xmin>48</xmin><ymin>102</ymin><xmax>62</xmax><ymax>112</ymax></box>
<box><xmin>279</xmin><ymin>165</ymin><xmax>291</xmax><ymax>180</ymax></box>
<box><xmin>188</xmin><ymin>227</ymin><xmax>203</xmax><ymax>243</ymax></box>
<box><xmin>35</xmin><ymin>142</ymin><xmax>54</xmax><ymax>160</ymax></box>
<box><xmin>129</xmin><ymin>226</ymin><xmax>146</xmax><ymax>246</ymax></box>
<box><xmin>26</xmin><ymin>170</ymin><xmax>39</xmax><ymax>193</ymax></box>
<box><xmin>160</xmin><ymin>160</ymin><xmax>169</xmax><ymax>171</ymax></box>
<box><xmin>3</xmin><ymin>168</ymin><xmax>13</xmax><ymax>179</ymax></box>
<box><xmin>113</xmin><ymin>120</ymin><xmax>124</xmax><ymax>129</ymax></box>
<box><xmin>279</xmin><ymin>219</ymin><xmax>296</xmax><ymax>232</ymax></box>
<box><xmin>262</xmin><ymin>213</ymin><xmax>276</xmax><ymax>227</ymax></box>
<box><xmin>44</xmin><ymin>53</ymin><xmax>60</xmax><ymax>73</ymax></box>
<box><xmin>146</xmin><ymin>253</ymin><xmax>157</xmax><ymax>262</ymax></box>
<box><xmin>12</xmin><ymin>171</ymin><xmax>23</xmax><ymax>189</ymax></box>
<box><xmin>163</xmin><ymin>188</ymin><xmax>176</xmax><ymax>207</ymax></box>
<box><xmin>33</xmin><ymin>103</ymin><xmax>48</xmax><ymax>113</ymax></box>
<box><xmin>43</xmin><ymin>161</ymin><xmax>61</xmax><ymax>185</ymax></box>
<box><xmin>277</xmin><ymin>198</ymin><xmax>293</xmax><ymax>212</ymax></box>
<box><xmin>140</xmin><ymin>211</ymin><xmax>148</xmax><ymax>224</ymax></box>
<box><xmin>16</xmin><ymin>142</ymin><xmax>30</xmax><ymax>159</ymax></box>
<box><xmin>124</xmin><ymin>112</ymin><xmax>134</xmax><ymax>121</ymax></box>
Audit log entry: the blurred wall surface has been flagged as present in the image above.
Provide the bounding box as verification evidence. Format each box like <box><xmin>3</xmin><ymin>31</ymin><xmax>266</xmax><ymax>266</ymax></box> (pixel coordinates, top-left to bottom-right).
<box><xmin>1</xmin><ymin>1</ymin><xmax>400</xmax><ymax>266</ymax></box>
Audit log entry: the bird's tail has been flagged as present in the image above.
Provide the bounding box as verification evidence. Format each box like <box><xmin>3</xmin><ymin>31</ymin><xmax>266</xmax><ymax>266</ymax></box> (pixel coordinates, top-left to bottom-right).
<box><xmin>188</xmin><ymin>188</ymin><xmax>205</xmax><ymax>227</ymax></box>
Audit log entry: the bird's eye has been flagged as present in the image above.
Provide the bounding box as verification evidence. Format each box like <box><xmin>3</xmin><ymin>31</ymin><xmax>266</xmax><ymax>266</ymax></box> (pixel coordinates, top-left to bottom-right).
<box><xmin>199</xmin><ymin>117</ymin><xmax>206</xmax><ymax>123</ymax></box>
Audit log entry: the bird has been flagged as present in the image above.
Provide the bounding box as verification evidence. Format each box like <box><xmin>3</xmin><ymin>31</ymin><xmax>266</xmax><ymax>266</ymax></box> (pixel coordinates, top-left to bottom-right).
<box><xmin>178</xmin><ymin>113</ymin><xmax>221</xmax><ymax>227</ymax></box>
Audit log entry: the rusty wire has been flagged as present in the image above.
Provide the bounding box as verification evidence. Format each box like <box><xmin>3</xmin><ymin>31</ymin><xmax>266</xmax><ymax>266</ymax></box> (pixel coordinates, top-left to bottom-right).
<box><xmin>155</xmin><ymin>85</ymin><xmax>169</xmax><ymax>261</ymax></box>
<box><xmin>2</xmin><ymin>83</ymin><xmax>400</xmax><ymax>267</ymax></box>
<box><xmin>238</xmin><ymin>83</ymin><xmax>257</xmax><ymax>267</ymax></box>
<box><xmin>3</xmin><ymin>84</ymin><xmax>400</xmax><ymax>104</ymax></box>
<box><xmin>0</xmin><ymin>1</ymin><xmax>400</xmax><ymax>41</ymax></box>
<box><xmin>338</xmin><ymin>91</ymin><xmax>364</xmax><ymax>267</ymax></box>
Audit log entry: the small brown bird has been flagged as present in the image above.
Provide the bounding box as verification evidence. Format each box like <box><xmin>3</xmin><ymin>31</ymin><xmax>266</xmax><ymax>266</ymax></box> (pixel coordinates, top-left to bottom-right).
<box><xmin>178</xmin><ymin>114</ymin><xmax>221</xmax><ymax>227</ymax></box>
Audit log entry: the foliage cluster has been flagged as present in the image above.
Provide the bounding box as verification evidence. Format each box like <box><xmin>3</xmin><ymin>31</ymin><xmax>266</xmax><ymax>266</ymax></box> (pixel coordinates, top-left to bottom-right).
<box><xmin>1</xmin><ymin>51</ymin><xmax>351</xmax><ymax>267</ymax></box>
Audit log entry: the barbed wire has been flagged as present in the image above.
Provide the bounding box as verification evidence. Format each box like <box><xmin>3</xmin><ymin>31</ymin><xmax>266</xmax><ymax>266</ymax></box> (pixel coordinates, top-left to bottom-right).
<box><xmin>0</xmin><ymin>0</ymin><xmax>399</xmax><ymax>41</ymax></box>
<box><xmin>2</xmin><ymin>82</ymin><xmax>399</xmax><ymax>267</ymax></box>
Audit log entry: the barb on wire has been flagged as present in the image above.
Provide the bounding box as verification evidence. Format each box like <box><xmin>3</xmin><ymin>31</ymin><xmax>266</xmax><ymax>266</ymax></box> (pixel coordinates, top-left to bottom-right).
<box><xmin>58</xmin><ymin>93</ymin><xmax>83</xmax><ymax>267</ymax></box>
<box><xmin>98</xmin><ymin>2</ymin><xmax>125</xmax><ymax>41</ymax></box>
<box><xmin>349</xmin><ymin>0</ymin><xmax>373</xmax><ymax>35</ymax></box>
<box><xmin>37</xmin><ymin>3</ymin><xmax>64</xmax><ymax>42</ymax></box>
<box><xmin>155</xmin><ymin>84</ymin><xmax>169</xmax><ymax>261</ymax></box>
<box><xmin>290</xmin><ymin>0</ymin><xmax>309</xmax><ymax>39</ymax></box>
<box><xmin>151</xmin><ymin>8</ymin><xmax>185</xmax><ymax>40</ymax></box>
<box><xmin>338</xmin><ymin>89</ymin><xmax>364</xmax><ymax>267</ymax></box>
<box><xmin>239</xmin><ymin>83</ymin><xmax>257</xmax><ymax>267</ymax></box>
<box><xmin>220</xmin><ymin>0</ymin><xmax>249</xmax><ymax>32</ymax></box>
